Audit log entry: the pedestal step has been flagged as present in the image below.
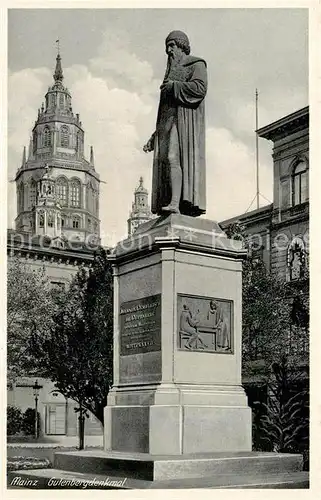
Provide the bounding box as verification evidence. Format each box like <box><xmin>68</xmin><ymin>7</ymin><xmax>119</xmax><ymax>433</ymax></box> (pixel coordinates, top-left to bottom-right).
<box><xmin>53</xmin><ymin>450</ymin><xmax>303</xmax><ymax>481</ymax></box>
<box><xmin>7</xmin><ymin>450</ymin><xmax>308</xmax><ymax>489</ymax></box>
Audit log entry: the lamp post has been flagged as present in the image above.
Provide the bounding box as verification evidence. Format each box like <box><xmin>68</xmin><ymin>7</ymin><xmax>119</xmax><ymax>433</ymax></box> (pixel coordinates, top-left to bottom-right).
<box><xmin>32</xmin><ymin>380</ymin><xmax>42</xmax><ymax>439</ymax></box>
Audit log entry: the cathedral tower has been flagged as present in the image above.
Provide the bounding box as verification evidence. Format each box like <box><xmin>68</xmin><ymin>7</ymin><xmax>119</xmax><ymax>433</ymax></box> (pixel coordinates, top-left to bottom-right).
<box><xmin>127</xmin><ymin>177</ymin><xmax>153</xmax><ymax>236</ymax></box>
<box><xmin>14</xmin><ymin>51</ymin><xmax>100</xmax><ymax>244</ymax></box>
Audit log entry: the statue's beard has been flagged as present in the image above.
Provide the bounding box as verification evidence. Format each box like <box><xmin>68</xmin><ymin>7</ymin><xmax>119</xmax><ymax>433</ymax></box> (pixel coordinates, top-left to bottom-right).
<box><xmin>162</xmin><ymin>52</ymin><xmax>186</xmax><ymax>86</ymax></box>
<box><xmin>163</xmin><ymin>55</ymin><xmax>179</xmax><ymax>80</ymax></box>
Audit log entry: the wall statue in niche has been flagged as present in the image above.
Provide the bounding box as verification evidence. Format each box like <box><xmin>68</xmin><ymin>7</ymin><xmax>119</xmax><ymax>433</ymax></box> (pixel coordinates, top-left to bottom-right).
<box><xmin>177</xmin><ymin>294</ymin><xmax>233</xmax><ymax>353</ymax></box>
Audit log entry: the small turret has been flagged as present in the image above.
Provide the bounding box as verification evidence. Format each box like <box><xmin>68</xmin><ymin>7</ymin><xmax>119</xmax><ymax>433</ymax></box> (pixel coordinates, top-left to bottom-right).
<box><xmin>127</xmin><ymin>176</ymin><xmax>153</xmax><ymax>236</ymax></box>
<box><xmin>90</xmin><ymin>146</ymin><xmax>95</xmax><ymax>167</ymax></box>
<box><xmin>22</xmin><ymin>146</ymin><xmax>26</xmax><ymax>167</ymax></box>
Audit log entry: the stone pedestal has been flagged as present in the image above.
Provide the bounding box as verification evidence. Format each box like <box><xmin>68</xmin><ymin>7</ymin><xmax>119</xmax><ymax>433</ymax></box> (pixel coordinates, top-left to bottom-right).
<box><xmin>104</xmin><ymin>214</ymin><xmax>252</xmax><ymax>455</ymax></box>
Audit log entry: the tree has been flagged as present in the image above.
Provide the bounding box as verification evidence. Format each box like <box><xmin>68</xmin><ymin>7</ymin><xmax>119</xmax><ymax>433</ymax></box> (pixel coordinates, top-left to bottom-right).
<box><xmin>31</xmin><ymin>247</ymin><xmax>114</xmax><ymax>430</ymax></box>
<box><xmin>7</xmin><ymin>257</ymin><xmax>64</xmax><ymax>381</ymax></box>
<box><xmin>242</xmin><ymin>257</ymin><xmax>292</xmax><ymax>364</ymax></box>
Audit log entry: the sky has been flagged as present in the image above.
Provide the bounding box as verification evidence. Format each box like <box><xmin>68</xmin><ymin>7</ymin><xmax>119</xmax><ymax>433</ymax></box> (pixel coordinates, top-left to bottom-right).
<box><xmin>7</xmin><ymin>8</ymin><xmax>308</xmax><ymax>245</ymax></box>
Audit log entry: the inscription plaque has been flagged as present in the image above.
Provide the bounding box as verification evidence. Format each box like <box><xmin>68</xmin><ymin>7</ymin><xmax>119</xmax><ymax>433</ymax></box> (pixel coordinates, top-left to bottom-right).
<box><xmin>177</xmin><ymin>294</ymin><xmax>233</xmax><ymax>354</ymax></box>
<box><xmin>120</xmin><ymin>294</ymin><xmax>161</xmax><ymax>356</ymax></box>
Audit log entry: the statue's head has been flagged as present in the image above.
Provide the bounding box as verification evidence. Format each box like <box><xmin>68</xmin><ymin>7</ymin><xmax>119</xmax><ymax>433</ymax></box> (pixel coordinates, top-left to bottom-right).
<box><xmin>165</xmin><ymin>30</ymin><xmax>190</xmax><ymax>56</ymax></box>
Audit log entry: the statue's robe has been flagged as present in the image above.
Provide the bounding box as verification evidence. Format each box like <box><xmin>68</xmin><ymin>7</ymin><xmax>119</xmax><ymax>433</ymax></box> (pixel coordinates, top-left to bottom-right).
<box><xmin>151</xmin><ymin>55</ymin><xmax>207</xmax><ymax>216</ymax></box>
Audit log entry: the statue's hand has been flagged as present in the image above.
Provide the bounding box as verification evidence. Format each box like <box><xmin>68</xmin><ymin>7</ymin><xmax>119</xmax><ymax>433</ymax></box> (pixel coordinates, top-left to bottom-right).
<box><xmin>143</xmin><ymin>133</ymin><xmax>155</xmax><ymax>153</ymax></box>
<box><xmin>160</xmin><ymin>79</ymin><xmax>173</xmax><ymax>93</ymax></box>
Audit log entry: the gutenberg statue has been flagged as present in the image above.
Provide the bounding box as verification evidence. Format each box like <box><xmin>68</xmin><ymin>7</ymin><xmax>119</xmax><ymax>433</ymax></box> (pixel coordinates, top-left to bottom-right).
<box><xmin>143</xmin><ymin>30</ymin><xmax>207</xmax><ymax>216</ymax></box>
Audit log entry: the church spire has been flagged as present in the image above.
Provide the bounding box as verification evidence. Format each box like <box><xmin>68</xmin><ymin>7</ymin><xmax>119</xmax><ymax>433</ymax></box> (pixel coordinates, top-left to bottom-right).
<box><xmin>54</xmin><ymin>54</ymin><xmax>63</xmax><ymax>83</ymax></box>
<box><xmin>53</xmin><ymin>40</ymin><xmax>63</xmax><ymax>83</ymax></box>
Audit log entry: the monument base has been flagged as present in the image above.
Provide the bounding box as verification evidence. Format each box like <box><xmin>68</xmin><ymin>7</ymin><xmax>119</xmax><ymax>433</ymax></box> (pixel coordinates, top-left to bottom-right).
<box><xmin>104</xmin><ymin>384</ymin><xmax>251</xmax><ymax>454</ymax></box>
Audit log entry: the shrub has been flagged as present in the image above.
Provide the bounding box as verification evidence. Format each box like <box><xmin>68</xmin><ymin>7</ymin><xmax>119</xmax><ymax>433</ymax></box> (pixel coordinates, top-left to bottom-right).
<box><xmin>253</xmin><ymin>356</ymin><xmax>309</xmax><ymax>467</ymax></box>
<box><xmin>7</xmin><ymin>406</ymin><xmax>22</xmax><ymax>435</ymax></box>
<box><xmin>7</xmin><ymin>456</ymin><xmax>51</xmax><ymax>472</ymax></box>
<box><xmin>22</xmin><ymin>408</ymin><xmax>40</xmax><ymax>436</ymax></box>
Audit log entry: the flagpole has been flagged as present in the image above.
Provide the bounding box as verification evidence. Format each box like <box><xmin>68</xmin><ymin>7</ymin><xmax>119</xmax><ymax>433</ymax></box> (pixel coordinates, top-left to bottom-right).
<box><xmin>255</xmin><ymin>89</ymin><xmax>259</xmax><ymax>210</ymax></box>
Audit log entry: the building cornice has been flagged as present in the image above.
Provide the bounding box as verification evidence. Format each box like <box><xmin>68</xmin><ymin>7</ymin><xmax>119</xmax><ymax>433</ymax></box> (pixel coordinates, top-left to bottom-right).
<box><xmin>257</xmin><ymin>106</ymin><xmax>309</xmax><ymax>142</ymax></box>
<box><xmin>15</xmin><ymin>161</ymin><xmax>100</xmax><ymax>182</ymax></box>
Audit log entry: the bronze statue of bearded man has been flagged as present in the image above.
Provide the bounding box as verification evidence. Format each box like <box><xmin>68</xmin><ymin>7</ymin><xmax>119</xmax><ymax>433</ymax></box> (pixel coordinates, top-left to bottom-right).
<box><xmin>144</xmin><ymin>30</ymin><xmax>207</xmax><ymax>217</ymax></box>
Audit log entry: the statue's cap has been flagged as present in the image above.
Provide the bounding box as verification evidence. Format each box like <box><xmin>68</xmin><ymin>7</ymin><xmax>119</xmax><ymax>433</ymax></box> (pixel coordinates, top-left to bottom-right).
<box><xmin>165</xmin><ymin>30</ymin><xmax>190</xmax><ymax>46</ymax></box>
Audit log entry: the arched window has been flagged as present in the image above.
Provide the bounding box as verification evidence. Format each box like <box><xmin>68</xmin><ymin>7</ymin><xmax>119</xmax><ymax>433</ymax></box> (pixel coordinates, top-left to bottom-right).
<box><xmin>287</xmin><ymin>237</ymin><xmax>306</xmax><ymax>281</ymax></box>
<box><xmin>56</xmin><ymin>177</ymin><xmax>68</xmax><ymax>206</ymax></box>
<box><xmin>292</xmin><ymin>161</ymin><xmax>308</xmax><ymax>206</ymax></box>
<box><xmin>70</xmin><ymin>179</ymin><xmax>81</xmax><ymax>207</ymax></box>
<box><xmin>72</xmin><ymin>216</ymin><xmax>81</xmax><ymax>229</ymax></box>
<box><xmin>43</xmin><ymin>127</ymin><xmax>51</xmax><ymax>147</ymax></box>
<box><xmin>59</xmin><ymin>94</ymin><xmax>64</xmax><ymax>107</ymax></box>
<box><xmin>60</xmin><ymin>125</ymin><xmax>70</xmax><ymax>148</ymax></box>
<box><xmin>29</xmin><ymin>179</ymin><xmax>36</xmax><ymax>207</ymax></box>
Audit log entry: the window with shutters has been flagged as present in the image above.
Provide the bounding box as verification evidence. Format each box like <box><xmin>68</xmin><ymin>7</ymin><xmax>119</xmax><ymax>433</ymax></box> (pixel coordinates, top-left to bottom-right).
<box><xmin>56</xmin><ymin>178</ymin><xmax>68</xmax><ymax>206</ymax></box>
<box><xmin>292</xmin><ymin>161</ymin><xmax>308</xmax><ymax>206</ymax></box>
<box><xmin>70</xmin><ymin>180</ymin><xmax>81</xmax><ymax>207</ymax></box>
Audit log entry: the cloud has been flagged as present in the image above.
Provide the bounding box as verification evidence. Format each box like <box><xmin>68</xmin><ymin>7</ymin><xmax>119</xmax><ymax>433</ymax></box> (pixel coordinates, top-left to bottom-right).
<box><xmin>8</xmin><ymin>67</ymin><xmax>50</xmax><ymax>151</ymax></box>
<box><xmin>205</xmin><ymin>127</ymin><xmax>273</xmax><ymax>222</ymax></box>
<box><xmin>88</xmin><ymin>30</ymin><xmax>160</xmax><ymax>103</ymax></box>
<box><xmin>8</xmin><ymin>67</ymin><xmax>51</xmax><ymax>228</ymax></box>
